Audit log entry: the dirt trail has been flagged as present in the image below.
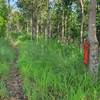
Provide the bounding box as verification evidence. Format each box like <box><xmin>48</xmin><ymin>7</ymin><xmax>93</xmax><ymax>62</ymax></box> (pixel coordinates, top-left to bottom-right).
<box><xmin>5</xmin><ymin>46</ymin><xmax>26</xmax><ymax>100</ymax></box>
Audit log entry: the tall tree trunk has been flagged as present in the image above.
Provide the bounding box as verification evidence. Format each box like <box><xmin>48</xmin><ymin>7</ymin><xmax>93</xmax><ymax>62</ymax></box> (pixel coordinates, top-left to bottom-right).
<box><xmin>45</xmin><ymin>26</ymin><xmax>48</xmax><ymax>39</ymax></box>
<box><xmin>57</xmin><ymin>22</ymin><xmax>60</xmax><ymax>38</ymax></box>
<box><xmin>32</xmin><ymin>13</ymin><xmax>36</xmax><ymax>39</ymax></box>
<box><xmin>57</xmin><ymin>10</ymin><xmax>60</xmax><ymax>37</ymax></box>
<box><xmin>31</xmin><ymin>0</ymin><xmax>38</xmax><ymax>39</ymax></box>
<box><xmin>26</xmin><ymin>20</ymin><xmax>29</xmax><ymax>33</ymax></box>
<box><xmin>7</xmin><ymin>0</ymin><xmax>11</xmax><ymax>38</ymax></box>
<box><xmin>36</xmin><ymin>22</ymin><xmax>39</xmax><ymax>38</ymax></box>
<box><xmin>17</xmin><ymin>22</ymin><xmax>20</xmax><ymax>32</ymax></box>
<box><xmin>35</xmin><ymin>0</ymin><xmax>38</xmax><ymax>39</ymax></box>
<box><xmin>61</xmin><ymin>10</ymin><xmax>64</xmax><ymax>40</ymax></box>
<box><xmin>88</xmin><ymin>0</ymin><xmax>99</xmax><ymax>81</ymax></box>
<box><xmin>57</xmin><ymin>0</ymin><xmax>60</xmax><ymax>37</ymax></box>
<box><xmin>47</xmin><ymin>0</ymin><xmax>51</xmax><ymax>38</ymax></box>
<box><xmin>79</xmin><ymin>0</ymin><xmax>84</xmax><ymax>47</ymax></box>
<box><xmin>64</xmin><ymin>11</ymin><xmax>66</xmax><ymax>35</ymax></box>
<box><xmin>65</xmin><ymin>15</ymin><xmax>67</xmax><ymax>35</ymax></box>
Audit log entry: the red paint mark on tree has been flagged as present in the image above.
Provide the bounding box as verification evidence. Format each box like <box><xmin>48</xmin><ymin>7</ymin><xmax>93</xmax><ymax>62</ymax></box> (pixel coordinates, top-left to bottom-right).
<box><xmin>83</xmin><ymin>40</ymin><xmax>89</xmax><ymax>65</ymax></box>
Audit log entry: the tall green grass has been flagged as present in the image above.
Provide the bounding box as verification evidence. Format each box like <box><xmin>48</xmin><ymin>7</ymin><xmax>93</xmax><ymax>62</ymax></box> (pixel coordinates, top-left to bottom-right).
<box><xmin>0</xmin><ymin>38</ymin><xmax>15</xmax><ymax>98</ymax></box>
<box><xmin>18</xmin><ymin>39</ymin><xmax>100</xmax><ymax>100</ymax></box>
<box><xmin>0</xmin><ymin>38</ymin><xmax>15</xmax><ymax>78</ymax></box>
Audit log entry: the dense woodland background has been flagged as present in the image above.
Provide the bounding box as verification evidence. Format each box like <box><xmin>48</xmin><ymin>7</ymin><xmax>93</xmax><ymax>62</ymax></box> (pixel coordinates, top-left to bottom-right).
<box><xmin>0</xmin><ymin>0</ymin><xmax>99</xmax><ymax>41</ymax></box>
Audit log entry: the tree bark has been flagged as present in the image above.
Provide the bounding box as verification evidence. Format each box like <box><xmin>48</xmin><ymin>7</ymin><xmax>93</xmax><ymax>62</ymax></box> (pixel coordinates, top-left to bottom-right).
<box><xmin>79</xmin><ymin>0</ymin><xmax>84</xmax><ymax>48</ymax></box>
<box><xmin>47</xmin><ymin>0</ymin><xmax>51</xmax><ymax>38</ymax></box>
<box><xmin>32</xmin><ymin>13</ymin><xmax>36</xmax><ymax>39</ymax></box>
<box><xmin>7</xmin><ymin>0</ymin><xmax>11</xmax><ymax>38</ymax></box>
<box><xmin>31</xmin><ymin>0</ymin><xmax>38</xmax><ymax>39</ymax></box>
<box><xmin>61</xmin><ymin>10</ymin><xmax>64</xmax><ymax>40</ymax></box>
<box><xmin>36</xmin><ymin>22</ymin><xmax>39</xmax><ymax>38</ymax></box>
<box><xmin>26</xmin><ymin>20</ymin><xmax>29</xmax><ymax>33</ymax></box>
<box><xmin>88</xmin><ymin>0</ymin><xmax>99</xmax><ymax>81</ymax></box>
<box><xmin>45</xmin><ymin>26</ymin><xmax>48</xmax><ymax>39</ymax></box>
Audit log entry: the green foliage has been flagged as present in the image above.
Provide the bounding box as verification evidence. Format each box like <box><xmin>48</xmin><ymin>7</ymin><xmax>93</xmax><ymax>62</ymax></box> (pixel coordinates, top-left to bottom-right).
<box><xmin>11</xmin><ymin>11</ymin><xmax>26</xmax><ymax>32</ymax></box>
<box><xmin>18</xmin><ymin>39</ymin><xmax>100</xmax><ymax>100</ymax></box>
<box><xmin>0</xmin><ymin>38</ymin><xmax>15</xmax><ymax>79</ymax></box>
<box><xmin>0</xmin><ymin>0</ymin><xmax>7</xmax><ymax>37</ymax></box>
<box><xmin>0</xmin><ymin>81</ymin><xmax>9</xmax><ymax>99</ymax></box>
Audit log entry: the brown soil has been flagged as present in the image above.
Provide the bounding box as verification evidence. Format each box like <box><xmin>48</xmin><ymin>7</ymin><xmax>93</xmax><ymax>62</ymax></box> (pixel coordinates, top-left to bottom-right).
<box><xmin>5</xmin><ymin>47</ymin><xmax>27</xmax><ymax>100</ymax></box>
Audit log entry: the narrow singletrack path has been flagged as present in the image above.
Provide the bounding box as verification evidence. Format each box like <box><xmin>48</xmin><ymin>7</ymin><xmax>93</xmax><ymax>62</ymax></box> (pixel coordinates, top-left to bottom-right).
<box><xmin>5</xmin><ymin>45</ymin><xmax>26</xmax><ymax>100</ymax></box>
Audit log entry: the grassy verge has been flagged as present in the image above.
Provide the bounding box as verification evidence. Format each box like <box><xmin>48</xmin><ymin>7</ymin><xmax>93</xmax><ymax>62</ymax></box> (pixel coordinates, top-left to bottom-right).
<box><xmin>18</xmin><ymin>39</ymin><xmax>100</xmax><ymax>100</ymax></box>
<box><xmin>0</xmin><ymin>38</ymin><xmax>15</xmax><ymax>99</ymax></box>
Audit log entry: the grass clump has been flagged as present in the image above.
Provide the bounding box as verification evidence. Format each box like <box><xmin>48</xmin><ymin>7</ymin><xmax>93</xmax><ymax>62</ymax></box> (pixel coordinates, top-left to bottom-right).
<box><xmin>0</xmin><ymin>38</ymin><xmax>15</xmax><ymax>78</ymax></box>
<box><xmin>0</xmin><ymin>81</ymin><xmax>9</xmax><ymax>100</ymax></box>
<box><xmin>18</xmin><ymin>39</ymin><xmax>100</xmax><ymax>100</ymax></box>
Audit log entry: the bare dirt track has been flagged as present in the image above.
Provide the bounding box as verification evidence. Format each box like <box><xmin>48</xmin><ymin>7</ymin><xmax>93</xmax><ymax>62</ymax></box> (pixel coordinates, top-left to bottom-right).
<box><xmin>5</xmin><ymin>46</ymin><xmax>27</xmax><ymax>100</ymax></box>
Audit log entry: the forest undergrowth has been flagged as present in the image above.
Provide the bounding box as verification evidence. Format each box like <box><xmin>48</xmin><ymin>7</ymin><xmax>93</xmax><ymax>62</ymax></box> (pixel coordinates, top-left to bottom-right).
<box><xmin>0</xmin><ymin>37</ymin><xmax>100</xmax><ymax>100</ymax></box>
<box><xmin>17</xmin><ymin>38</ymin><xmax>100</xmax><ymax>100</ymax></box>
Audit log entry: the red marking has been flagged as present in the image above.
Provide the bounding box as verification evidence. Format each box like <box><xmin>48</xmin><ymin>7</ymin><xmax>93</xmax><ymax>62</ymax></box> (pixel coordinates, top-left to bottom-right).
<box><xmin>83</xmin><ymin>40</ymin><xmax>89</xmax><ymax>65</ymax></box>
